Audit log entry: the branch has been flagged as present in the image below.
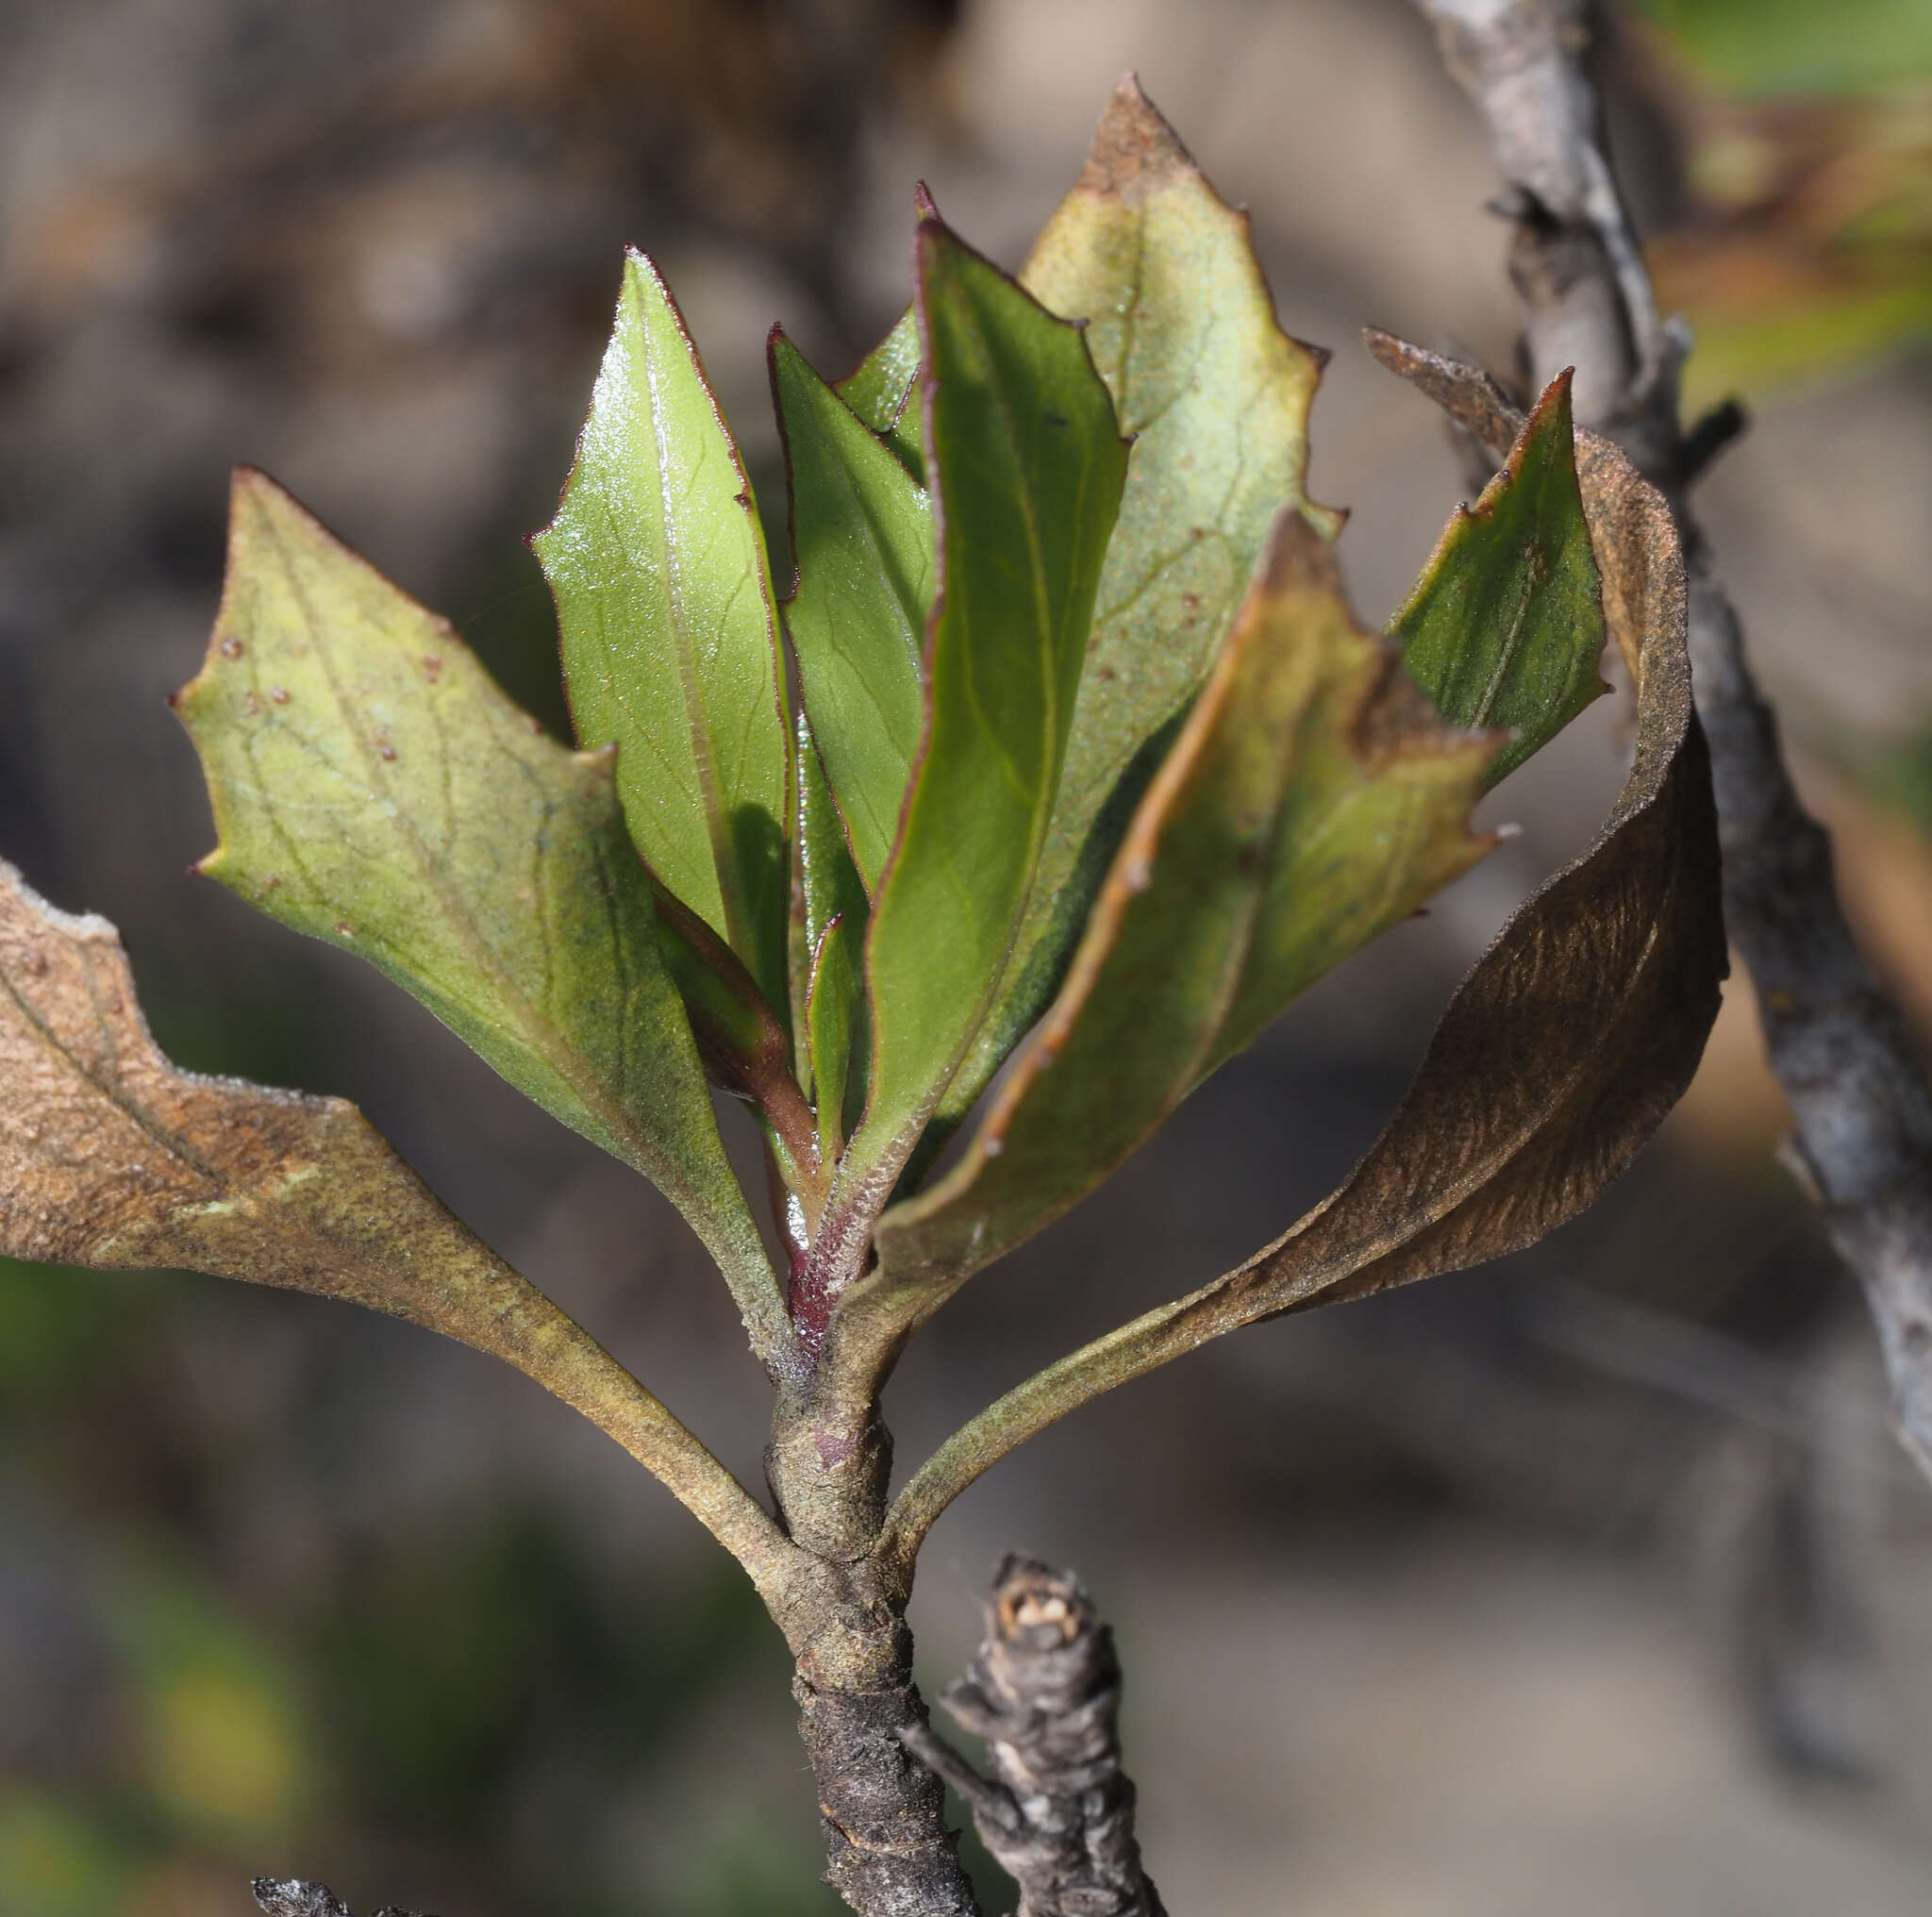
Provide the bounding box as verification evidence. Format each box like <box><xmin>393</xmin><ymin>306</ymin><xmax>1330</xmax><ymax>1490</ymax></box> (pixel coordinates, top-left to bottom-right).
<box><xmin>902</xmin><ymin>1558</ymin><xmax>1165</xmax><ymax>1917</ymax></box>
<box><xmin>1412</xmin><ymin>0</ymin><xmax>1932</xmax><ymax>1480</ymax></box>
<box><xmin>253</xmin><ymin>1880</ymin><xmax>427</xmax><ymax>1917</ymax></box>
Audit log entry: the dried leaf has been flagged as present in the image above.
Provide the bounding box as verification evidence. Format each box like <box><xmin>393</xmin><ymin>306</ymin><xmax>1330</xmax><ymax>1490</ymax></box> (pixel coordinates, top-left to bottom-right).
<box><xmin>174</xmin><ymin>471</ymin><xmax>784</xmax><ymax>1359</ymax></box>
<box><xmin>882</xmin><ymin>339</ymin><xmax>1724</xmax><ymax>1557</ymax></box>
<box><xmin>915</xmin><ymin>77</ymin><xmax>1341</xmax><ymax>1172</ymax></box>
<box><xmin>0</xmin><ymin>858</ymin><xmax>792</xmax><ymax>1568</ymax></box>
<box><xmin>534</xmin><ymin>249</ymin><xmax>792</xmax><ymax>1016</ymax></box>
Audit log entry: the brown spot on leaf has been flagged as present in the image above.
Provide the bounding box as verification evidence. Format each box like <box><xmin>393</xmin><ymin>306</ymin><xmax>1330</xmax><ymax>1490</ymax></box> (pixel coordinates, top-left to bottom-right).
<box><xmin>1073</xmin><ymin>75</ymin><xmax>1197</xmax><ymax>210</ymax></box>
<box><xmin>220</xmin><ymin>637</ymin><xmax>244</xmax><ymax>659</ymax></box>
<box><xmin>269</xmin><ymin>687</ymin><xmax>291</xmax><ymax>705</ymax></box>
<box><xmin>422</xmin><ymin>654</ymin><xmax>442</xmax><ymax>683</ymax></box>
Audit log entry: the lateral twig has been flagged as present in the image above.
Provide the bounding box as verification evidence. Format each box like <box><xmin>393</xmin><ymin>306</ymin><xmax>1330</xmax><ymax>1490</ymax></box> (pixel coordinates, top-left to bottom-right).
<box><xmin>1413</xmin><ymin>0</ymin><xmax>1932</xmax><ymax>1482</ymax></box>
<box><xmin>902</xmin><ymin>1558</ymin><xmax>1166</xmax><ymax>1917</ymax></box>
<box><xmin>251</xmin><ymin>1878</ymin><xmax>430</xmax><ymax>1917</ymax></box>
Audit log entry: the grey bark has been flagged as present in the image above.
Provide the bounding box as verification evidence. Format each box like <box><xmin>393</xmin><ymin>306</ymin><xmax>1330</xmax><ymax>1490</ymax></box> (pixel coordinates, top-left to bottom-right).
<box><xmin>1413</xmin><ymin>0</ymin><xmax>1932</xmax><ymax>1485</ymax></box>
<box><xmin>252</xmin><ymin>1880</ymin><xmax>426</xmax><ymax>1917</ymax></box>
<box><xmin>904</xmin><ymin>1557</ymin><xmax>1165</xmax><ymax>1917</ymax></box>
<box><xmin>768</xmin><ymin>1389</ymin><xmax>984</xmax><ymax>1917</ymax></box>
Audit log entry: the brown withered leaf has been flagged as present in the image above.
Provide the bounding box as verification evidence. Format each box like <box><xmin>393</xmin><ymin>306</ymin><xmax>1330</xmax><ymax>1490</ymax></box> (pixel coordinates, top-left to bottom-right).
<box><xmin>881</xmin><ymin>338</ymin><xmax>1725</xmax><ymax>1559</ymax></box>
<box><xmin>0</xmin><ymin>858</ymin><xmax>786</xmax><ymax>1569</ymax></box>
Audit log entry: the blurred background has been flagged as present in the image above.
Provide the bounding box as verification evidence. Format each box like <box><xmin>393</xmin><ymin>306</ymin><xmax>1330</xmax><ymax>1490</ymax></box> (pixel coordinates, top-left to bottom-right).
<box><xmin>3</xmin><ymin>1</ymin><xmax>1931</xmax><ymax>1912</ymax></box>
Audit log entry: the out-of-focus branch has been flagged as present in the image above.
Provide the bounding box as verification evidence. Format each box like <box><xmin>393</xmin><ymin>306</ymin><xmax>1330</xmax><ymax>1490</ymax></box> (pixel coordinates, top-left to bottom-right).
<box><xmin>902</xmin><ymin>1559</ymin><xmax>1166</xmax><ymax>1917</ymax></box>
<box><xmin>1412</xmin><ymin>0</ymin><xmax>1932</xmax><ymax>1481</ymax></box>
<box><xmin>252</xmin><ymin>1878</ymin><xmax>428</xmax><ymax>1917</ymax></box>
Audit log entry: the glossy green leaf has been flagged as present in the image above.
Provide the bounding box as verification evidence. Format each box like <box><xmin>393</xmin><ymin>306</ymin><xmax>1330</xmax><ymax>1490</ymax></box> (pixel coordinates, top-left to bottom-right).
<box><xmin>805</xmin><ymin>219</ymin><xmax>1128</xmax><ymax>1291</ymax></box>
<box><xmin>920</xmin><ymin>78</ymin><xmax>1342</xmax><ymax>1168</ymax></box>
<box><xmin>1389</xmin><ymin>370</ymin><xmax>1607</xmax><ymax>788</ymax></box>
<box><xmin>837</xmin><ymin>306</ymin><xmax>925</xmax><ymax>479</ymax></box>
<box><xmin>534</xmin><ymin>248</ymin><xmax>791</xmax><ymax>1017</ymax></box>
<box><xmin>864</xmin><ymin>511</ymin><xmax>1497</xmax><ymax>1302</ymax></box>
<box><xmin>177</xmin><ymin>470</ymin><xmax>785</xmax><ymax>1356</ymax></box>
<box><xmin>773</xmin><ymin>330</ymin><xmax>934</xmax><ymax>889</ymax></box>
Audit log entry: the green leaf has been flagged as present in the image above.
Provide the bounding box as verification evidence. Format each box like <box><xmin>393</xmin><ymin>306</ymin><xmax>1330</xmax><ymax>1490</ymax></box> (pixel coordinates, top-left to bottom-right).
<box><xmin>773</xmin><ymin>330</ymin><xmax>934</xmax><ymax>890</ymax></box>
<box><xmin>807</xmin><ymin>218</ymin><xmax>1127</xmax><ymax>1291</ymax></box>
<box><xmin>176</xmin><ymin>471</ymin><xmax>786</xmax><ymax>1359</ymax></box>
<box><xmin>794</xmin><ymin>718</ymin><xmax>870</xmax><ymax>1159</ymax></box>
<box><xmin>863</xmin><ymin>511</ymin><xmax>1496</xmax><ymax>1303</ymax></box>
<box><xmin>534</xmin><ymin>248</ymin><xmax>791</xmax><ymax>1018</ymax></box>
<box><xmin>1389</xmin><ymin>370</ymin><xmax>1607</xmax><ymax>788</ymax></box>
<box><xmin>920</xmin><ymin>78</ymin><xmax>1341</xmax><ymax>1169</ymax></box>
<box><xmin>837</xmin><ymin>305</ymin><xmax>925</xmax><ymax>479</ymax></box>
<box><xmin>0</xmin><ymin>856</ymin><xmax>793</xmax><ymax>1572</ymax></box>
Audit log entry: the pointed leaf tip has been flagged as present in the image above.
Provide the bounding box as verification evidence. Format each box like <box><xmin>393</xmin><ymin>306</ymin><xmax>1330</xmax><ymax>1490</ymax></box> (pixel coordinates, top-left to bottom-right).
<box><xmin>1391</xmin><ymin>364</ymin><xmax>1608</xmax><ymax>789</ymax></box>
<box><xmin>1077</xmin><ymin>74</ymin><xmax>1197</xmax><ymax>206</ymax></box>
<box><xmin>178</xmin><ymin>468</ymin><xmax>786</xmax><ymax>1357</ymax></box>
<box><xmin>536</xmin><ymin>247</ymin><xmax>792</xmax><ymax>1017</ymax></box>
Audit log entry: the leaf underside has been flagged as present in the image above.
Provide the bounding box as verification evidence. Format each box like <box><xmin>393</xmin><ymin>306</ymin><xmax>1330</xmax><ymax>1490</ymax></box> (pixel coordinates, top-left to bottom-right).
<box><xmin>535</xmin><ymin>248</ymin><xmax>792</xmax><ymax>1019</ymax></box>
<box><xmin>0</xmin><ymin>854</ymin><xmax>576</xmax><ymax>1348</ymax></box>
<box><xmin>176</xmin><ymin>471</ymin><xmax>780</xmax><ymax>1344</ymax></box>
<box><xmin>0</xmin><ymin>856</ymin><xmax>790</xmax><ymax>1562</ymax></box>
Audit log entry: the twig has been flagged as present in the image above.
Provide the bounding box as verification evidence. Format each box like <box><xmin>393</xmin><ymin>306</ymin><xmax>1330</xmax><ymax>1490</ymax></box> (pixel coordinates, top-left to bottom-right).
<box><xmin>1412</xmin><ymin>0</ymin><xmax>1932</xmax><ymax>1483</ymax></box>
<box><xmin>251</xmin><ymin>1880</ymin><xmax>429</xmax><ymax>1917</ymax></box>
<box><xmin>902</xmin><ymin>1558</ymin><xmax>1166</xmax><ymax>1917</ymax></box>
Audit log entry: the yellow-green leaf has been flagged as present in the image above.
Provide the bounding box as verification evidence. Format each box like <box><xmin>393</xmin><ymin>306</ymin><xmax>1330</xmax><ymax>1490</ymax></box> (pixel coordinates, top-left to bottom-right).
<box><xmin>175</xmin><ymin>471</ymin><xmax>785</xmax><ymax>1359</ymax></box>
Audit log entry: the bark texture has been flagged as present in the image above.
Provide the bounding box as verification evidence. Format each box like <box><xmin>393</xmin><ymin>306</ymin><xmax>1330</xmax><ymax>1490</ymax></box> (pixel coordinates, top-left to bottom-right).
<box><xmin>252</xmin><ymin>1879</ymin><xmax>425</xmax><ymax>1917</ymax></box>
<box><xmin>905</xmin><ymin>1558</ymin><xmax>1165</xmax><ymax>1917</ymax></box>
<box><xmin>1413</xmin><ymin>0</ymin><xmax>1932</xmax><ymax>1483</ymax></box>
<box><xmin>795</xmin><ymin>1613</ymin><xmax>980</xmax><ymax>1917</ymax></box>
<box><xmin>767</xmin><ymin>1389</ymin><xmax>983</xmax><ymax>1917</ymax></box>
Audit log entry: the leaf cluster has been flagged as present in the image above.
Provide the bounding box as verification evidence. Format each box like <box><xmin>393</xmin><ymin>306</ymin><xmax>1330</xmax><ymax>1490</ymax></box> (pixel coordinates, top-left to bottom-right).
<box><xmin>0</xmin><ymin>81</ymin><xmax>1723</xmax><ymax>1592</ymax></box>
